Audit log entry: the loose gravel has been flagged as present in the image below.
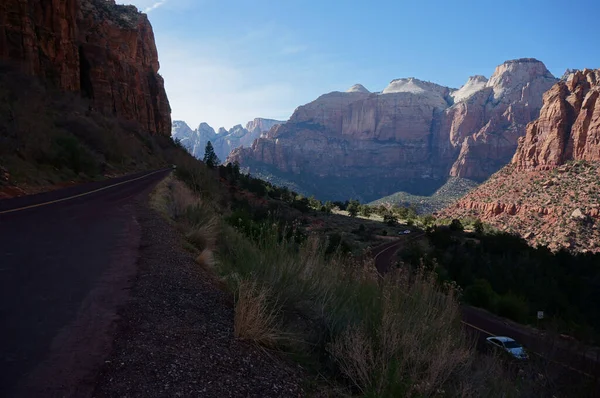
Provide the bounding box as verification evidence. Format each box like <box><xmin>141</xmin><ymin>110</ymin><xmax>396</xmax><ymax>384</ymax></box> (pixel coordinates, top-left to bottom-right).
<box><xmin>93</xmin><ymin>199</ymin><xmax>308</xmax><ymax>397</ymax></box>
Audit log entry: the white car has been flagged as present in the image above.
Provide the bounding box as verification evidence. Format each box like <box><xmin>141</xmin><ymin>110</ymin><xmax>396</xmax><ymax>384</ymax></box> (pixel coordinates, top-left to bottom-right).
<box><xmin>486</xmin><ymin>336</ymin><xmax>528</xmax><ymax>360</ymax></box>
<box><xmin>403</xmin><ymin>230</ymin><xmax>411</xmax><ymax>234</ymax></box>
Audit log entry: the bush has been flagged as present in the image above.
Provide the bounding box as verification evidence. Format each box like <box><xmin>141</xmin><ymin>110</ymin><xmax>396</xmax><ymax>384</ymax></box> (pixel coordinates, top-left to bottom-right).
<box><xmin>449</xmin><ymin>219</ymin><xmax>464</xmax><ymax>232</ymax></box>
<box><xmin>463</xmin><ymin>279</ymin><xmax>499</xmax><ymax>311</ymax></box>
<box><xmin>383</xmin><ymin>212</ymin><xmax>398</xmax><ymax>226</ymax></box>
<box><xmin>50</xmin><ymin>135</ymin><xmax>99</xmax><ymax>176</ymax></box>
<box><xmin>359</xmin><ymin>205</ymin><xmax>372</xmax><ymax>217</ymax></box>
<box><xmin>474</xmin><ymin>219</ymin><xmax>484</xmax><ymax>234</ymax></box>
<box><xmin>346</xmin><ymin>199</ymin><xmax>360</xmax><ymax>217</ymax></box>
<box><xmin>325</xmin><ymin>233</ymin><xmax>351</xmax><ymax>256</ymax></box>
<box><xmin>496</xmin><ymin>293</ymin><xmax>529</xmax><ymax>323</ymax></box>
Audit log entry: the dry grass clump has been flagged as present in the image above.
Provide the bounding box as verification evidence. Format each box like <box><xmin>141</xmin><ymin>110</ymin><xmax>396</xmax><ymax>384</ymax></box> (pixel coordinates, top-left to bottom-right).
<box><xmin>233</xmin><ymin>279</ymin><xmax>282</xmax><ymax>348</ymax></box>
<box><xmin>327</xmin><ymin>269</ymin><xmax>471</xmax><ymax>396</ymax></box>
<box><xmin>151</xmin><ymin>176</ymin><xmax>220</xmax><ymax>273</ymax></box>
<box><xmin>195</xmin><ymin>249</ymin><xmax>215</xmax><ymax>269</ymax></box>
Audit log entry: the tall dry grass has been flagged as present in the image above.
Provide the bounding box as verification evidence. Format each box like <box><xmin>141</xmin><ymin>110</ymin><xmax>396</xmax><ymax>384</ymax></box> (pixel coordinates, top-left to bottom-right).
<box><xmin>233</xmin><ymin>279</ymin><xmax>282</xmax><ymax>348</ymax></box>
<box><xmin>152</xmin><ymin>175</ymin><xmax>526</xmax><ymax>397</ymax></box>
<box><xmin>151</xmin><ymin>176</ymin><xmax>220</xmax><ymax>271</ymax></box>
<box><xmin>217</xmin><ymin>224</ymin><xmax>518</xmax><ymax>396</ymax></box>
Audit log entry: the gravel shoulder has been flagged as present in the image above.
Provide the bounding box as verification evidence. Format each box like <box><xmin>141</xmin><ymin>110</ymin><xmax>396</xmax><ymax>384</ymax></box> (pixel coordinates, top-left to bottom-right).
<box><xmin>93</xmin><ymin>197</ymin><xmax>308</xmax><ymax>397</ymax></box>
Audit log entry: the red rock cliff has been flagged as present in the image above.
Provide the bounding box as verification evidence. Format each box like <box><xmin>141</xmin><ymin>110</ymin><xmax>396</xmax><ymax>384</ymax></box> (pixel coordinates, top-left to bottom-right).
<box><xmin>512</xmin><ymin>69</ymin><xmax>600</xmax><ymax>169</ymax></box>
<box><xmin>0</xmin><ymin>0</ymin><xmax>171</xmax><ymax>135</ymax></box>
<box><xmin>443</xmin><ymin>69</ymin><xmax>600</xmax><ymax>252</ymax></box>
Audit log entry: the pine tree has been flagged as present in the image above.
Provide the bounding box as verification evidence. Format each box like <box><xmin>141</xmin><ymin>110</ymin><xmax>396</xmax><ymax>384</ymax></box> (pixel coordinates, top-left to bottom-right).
<box><xmin>203</xmin><ymin>141</ymin><xmax>220</xmax><ymax>168</ymax></box>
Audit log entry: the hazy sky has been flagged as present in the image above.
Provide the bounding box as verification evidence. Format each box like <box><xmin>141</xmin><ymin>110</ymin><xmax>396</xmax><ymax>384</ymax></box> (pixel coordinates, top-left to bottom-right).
<box><xmin>118</xmin><ymin>0</ymin><xmax>600</xmax><ymax>130</ymax></box>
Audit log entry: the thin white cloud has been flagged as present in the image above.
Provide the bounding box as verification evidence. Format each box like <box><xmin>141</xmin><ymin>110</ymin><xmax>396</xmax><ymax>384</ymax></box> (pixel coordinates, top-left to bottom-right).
<box><xmin>159</xmin><ymin>45</ymin><xmax>295</xmax><ymax>130</ymax></box>
<box><xmin>144</xmin><ymin>0</ymin><xmax>168</xmax><ymax>13</ymax></box>
<box><xmin>152</xmin><ymin>26</ymin><xmax>347</xmax><ymax>130</ymax></box>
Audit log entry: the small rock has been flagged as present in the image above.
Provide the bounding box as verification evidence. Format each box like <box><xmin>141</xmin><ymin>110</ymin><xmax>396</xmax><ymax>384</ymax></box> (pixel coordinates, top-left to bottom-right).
<box><xmin>571</xmin><ymin>208</ymin><xmax>586</xmax><ymax>220</ymax></box>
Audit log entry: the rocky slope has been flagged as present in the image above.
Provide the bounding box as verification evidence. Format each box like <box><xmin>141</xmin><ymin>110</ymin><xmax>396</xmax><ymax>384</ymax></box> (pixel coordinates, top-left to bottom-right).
<box><xmin>172</xmin><ymin>118</ymin><xmax>283</xmax><ymax>161</ymax></box>
<box><xmin>369</xmin><ymin>177</ymin><xmax>479</xmax><ymax>214</ymax></box>
<box><xmin>229</xmin><ymin>59</ymin><xmax>557</xmax><ymax>202</ymax></box>
<box><xmin>443</xmin><ymin>69</ymin><xmax>600</xmax><ymax>252</ymax></box>
<box><xmin>0</xmin><ymin>0</ymin><xmax>171</xmax><ymax>135</ymax></box>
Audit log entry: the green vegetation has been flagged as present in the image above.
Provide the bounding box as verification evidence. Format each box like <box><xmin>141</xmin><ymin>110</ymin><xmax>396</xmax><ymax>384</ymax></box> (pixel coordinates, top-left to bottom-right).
<box><xmin>397</xmin><ymin>225</ymin><xmax>600</xmax><ymax>343</ymax></box>
<box><xmin>370</xmin><ymin>177</ymin><xmax>480</xmax><ymax>213</ymax></box>
<box><xmin>0</xmin><ymin>62</ymin><xmax>179</xmax><ymax>191</ymax></box>
<box><xmin>153</xmin><ymin>176</ymin><xmax>517</xmax><ymax>397</ymax></box>
<box><xmin>148</xmin><ymin>157</ymin><xmax>595</xmax><ymax>397</ymax></box>
<box><xmin>202</xmin><ymin>141</ymin><xmax>220</xmax><ymax>168</ymax></box>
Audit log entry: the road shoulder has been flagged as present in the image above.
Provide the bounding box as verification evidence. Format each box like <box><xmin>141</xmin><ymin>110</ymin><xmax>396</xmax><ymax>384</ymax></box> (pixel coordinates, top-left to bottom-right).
<box><xmin>93</xmin><ymin>197</ymin><xmax>307</xmax><ymax>397</ymax></box>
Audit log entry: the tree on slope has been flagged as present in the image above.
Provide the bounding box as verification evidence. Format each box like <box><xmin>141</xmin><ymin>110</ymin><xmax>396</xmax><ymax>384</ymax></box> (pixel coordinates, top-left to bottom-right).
<box><xmin>347</xmin><ymin>200</ymin><xmax>360</xmax><ymax>217</ymax></box>
<box><xmin>203</xmin><ymin>141</ymin><xmax>220</xmax><ymax>168</ymax></box>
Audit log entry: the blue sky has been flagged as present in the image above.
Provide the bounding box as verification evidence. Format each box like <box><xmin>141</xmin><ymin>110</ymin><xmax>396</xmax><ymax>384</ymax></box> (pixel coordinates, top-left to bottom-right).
<box><xmin>119</xmin><ymin>0</ymin><xmax>600</xmax><ymax>130</ymax></box>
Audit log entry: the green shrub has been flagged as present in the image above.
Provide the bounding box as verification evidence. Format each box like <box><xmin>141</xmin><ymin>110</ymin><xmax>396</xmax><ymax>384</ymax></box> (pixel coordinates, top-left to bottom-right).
<box><xmin>50</xmin><ymin>135</ymin><xmax>99</xmax><ymax>176</ymax></box>
<box><xmin>463</xmin><ymin>279</ymin><xmax>499</xmax><ymax>311</ymax></box>
<box><xmin>496</xmin><ymin>293</ymin><xmax>529</xmax><ymax>323</ymax></box>
<box><xmin>346</xmin><ymin>199</ymin><xmax>360</xmax><ymax>217</ymax></box>
<box><xmin>449</xmin><ymin>219</ymin><xmax>464</xmax><ymax>232</ymax></box>
<box><xmin>383</xmin><ymin>213</ymin><xmax>398</xmax><ymax>226</ymax></box>
<box><xmin>474</xmin><ymin>219</ymin><xmax>484</xmax><ymax>234</ymax></box>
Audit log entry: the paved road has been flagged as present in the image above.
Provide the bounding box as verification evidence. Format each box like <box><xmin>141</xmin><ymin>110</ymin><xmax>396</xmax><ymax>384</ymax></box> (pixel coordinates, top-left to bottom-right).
<box><xmin>0</xmin><ymin>169</ymin><xmax>171</xmax><ymax>398</ymax></box>
<box><xmin>371</xmin><ymin>236</ymin><xmax>600</xmax><ymax>383</ymax></box>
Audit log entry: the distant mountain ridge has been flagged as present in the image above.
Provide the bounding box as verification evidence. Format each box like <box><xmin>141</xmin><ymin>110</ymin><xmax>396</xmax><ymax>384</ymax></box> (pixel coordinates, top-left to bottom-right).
<box><xmin>229</xmin><ymin>58</ymin><xmax>557</xmax><ymax>202</ymax></box>
<box><xmin>172</xmin><ymin>118</ymin><xmax>284</xmax><ymax>161</ymax></box>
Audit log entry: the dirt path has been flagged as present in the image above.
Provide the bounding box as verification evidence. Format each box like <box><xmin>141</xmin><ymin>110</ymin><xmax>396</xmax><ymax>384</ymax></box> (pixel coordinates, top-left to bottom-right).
<box><xmin>93</xmin><ymin>197</ymin><xmax>308</xmax><ymax>397</ymax></box>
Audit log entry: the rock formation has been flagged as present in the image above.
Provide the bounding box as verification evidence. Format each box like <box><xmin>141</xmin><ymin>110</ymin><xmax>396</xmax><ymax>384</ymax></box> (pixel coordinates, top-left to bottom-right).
<box><xmin>512</xmin><ymin>68</ymin><xmax>600</xmax><ymax>169</ymax></box>
<box><xmin>172</xmin><ymin>118</ymin><xmax>284</xmax><ymax>161</ymax></box>
<box><xmin>0</xmin><ymin>0</ymin><xmax>171</xmax><ymax>135</ymax></box>
<box><xmin>443</xmin><ymin>69</ymin><xmax>600</xmax><ymax>252</ymax></box>
<box><xmin>229</xmin><ymin>59</ymin><xmax>557</xmax><ymax>201</ymax></box>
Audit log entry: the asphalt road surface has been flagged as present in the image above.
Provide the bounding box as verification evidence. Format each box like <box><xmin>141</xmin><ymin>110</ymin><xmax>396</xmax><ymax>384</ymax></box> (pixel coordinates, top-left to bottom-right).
<box><xmin>0</xmin><ymin>168</ymin><xmax>171</xmax><ymax>398</ymax></box>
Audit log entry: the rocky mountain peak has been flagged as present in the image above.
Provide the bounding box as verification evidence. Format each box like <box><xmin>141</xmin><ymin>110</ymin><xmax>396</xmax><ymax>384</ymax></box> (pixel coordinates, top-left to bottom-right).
<box><xmin>451</xmin><ymin>75</ymin><xmax>489</xmax><ymax>103</ymax></box>
<box><xmin>486</xmin><ymin>58</ymin><xmax>555</xmax><ymax>101</ymax></box>
<box><xmin>561</xmin><ymin>68</ymin><xmax>577</xmax><ymax>81</ymax></box>
<box><xmin>172</xmin><ymin>117</ymin><xmax>284</xmax><ymax>161</ymax></box>
<box><xmin>346</xmin><ymin>84</ymin><xmax>370</xmax><ymax>93</ymax></box>
<box><xmin>382</xmin><ymin>77</ymin><xmax>449</xmax><ymax>95</ymax></box>
<box><xmin>245</xmin><ymin>118</ymin><xmax>284</xmax><ymax>134</ymax></box>
<box><xmin>230</xmin><ymin>58</ymin><xmax>560</xmax><ymax>201</ymax></box>
<box><xmin>172</xmin><ymin>120</ymin><xmax>191</xmax><ymax>131</ymax></box>
<box><xmin>198</xmin><ymin>123</ymin><xmax>216</xmax><ymax>137</ymax></box>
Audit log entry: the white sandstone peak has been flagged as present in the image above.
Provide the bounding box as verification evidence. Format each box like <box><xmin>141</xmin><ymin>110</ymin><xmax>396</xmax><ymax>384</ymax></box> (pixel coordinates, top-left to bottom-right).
<box><xmin>486</xmin><ymin>58</ymin><xmax>555</xmax><ymax>100</ymax></box>
<box><xmin>346</xmin><ymin>84</ymin><xmax>370</xmax><ymax>93</ymax></box>
<box><xmin>451</xmin><ymin>75</ymin><xmax>489</xmax><ymax>103</ymax></box>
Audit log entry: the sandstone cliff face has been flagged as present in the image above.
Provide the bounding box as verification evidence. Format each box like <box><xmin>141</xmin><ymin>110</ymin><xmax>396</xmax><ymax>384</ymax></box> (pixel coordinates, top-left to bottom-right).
<box><xmin>444</xmin><ymin>59</ymin><xmax>557</xmax><ymax>178</ymax></box>
<box><xmin>245</xmin><ymin>118</ymin><xmax>282</xmax><ymax>138</ymax></box>
<box><xmin>0</xmin><ymin>0</ymin><xmax>170</xmax><ymax>135</ymax></box>
<box><xmin>513</xmin><ymin>68</ymin><xmax>600</xmax><ymax>169</ymax></box>
<box><xmin>443</xmin><ymin>69</ymin><xmax>600</xmax><ymax>252</ymax></box>
<box><xmin>230</xmin><ymin>59</ymin><xmax>556</xmax><ymax>201</ymax></box>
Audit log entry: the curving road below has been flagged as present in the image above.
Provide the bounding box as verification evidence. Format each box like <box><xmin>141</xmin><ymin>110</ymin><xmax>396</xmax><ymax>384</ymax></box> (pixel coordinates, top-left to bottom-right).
<box><xmin>370</xmin><ymin>233</ymin><xmax>600</xmax><ymax>383</ymax></box>
<box><xmin>0</xmin><ymin>168</ymin><xmax>171</xmax><ymax>398</ymax></box>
